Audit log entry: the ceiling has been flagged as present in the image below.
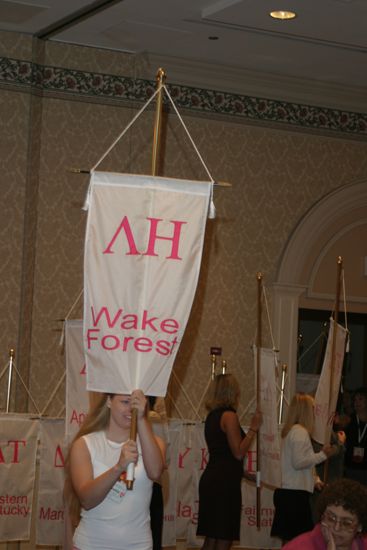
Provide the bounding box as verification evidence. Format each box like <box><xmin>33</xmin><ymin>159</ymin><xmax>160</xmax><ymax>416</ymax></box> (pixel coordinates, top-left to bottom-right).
<box><xmin>1</xmin><ymin>0</ymin><xmax>367</xmax><ymax>110</ymax></box>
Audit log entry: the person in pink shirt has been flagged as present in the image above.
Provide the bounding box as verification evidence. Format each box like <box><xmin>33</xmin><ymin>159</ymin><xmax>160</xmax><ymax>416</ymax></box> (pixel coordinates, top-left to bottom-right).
<box><xmin>283</xmin><ymin>478</ymin><xmax>367</xmax><ymax>550</ymax></box>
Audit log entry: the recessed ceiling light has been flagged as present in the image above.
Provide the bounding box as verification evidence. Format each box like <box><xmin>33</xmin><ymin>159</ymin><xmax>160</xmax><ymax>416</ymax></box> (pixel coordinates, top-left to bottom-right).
<box><xmin>208</xmin><ymin>36</ymin><xmax>219</xmax><ymax>40</ymax></box>
<box><xmin>269</xmin><ymin>10</ymin><xmax>297</xmax><ymax>20</ymax></box>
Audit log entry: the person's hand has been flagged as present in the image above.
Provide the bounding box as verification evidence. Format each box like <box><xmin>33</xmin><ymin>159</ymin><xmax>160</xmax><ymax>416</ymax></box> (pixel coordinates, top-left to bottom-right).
<box><xmin>320</xmin><ymin>522</ymin><xmax>336</xmax><ymax>550</ymax></box>
<box><xmin>250</xmin><ymin>409</ymin><xmax>263</xmax><ymax>432</ymax></box>
<box><xmin>117</xmin><ymin>439</ymin><xmax>138</xmax><ymax>470</ymax></box>
<box><xmin>337</xmin><ymin>430</ymin><xmax>346</xmax><ymax>445</ymax></box>
<box><xmin>131</xmin><ymin>389</ymin><xmax>147</xmax><ymax>419</ymax></box>
<box><xmin>322</xmin><ymin>444</ymin><xmax>338</xmax><ymax>458</ymax></box>
<box><xmin>314</xmin><ymin>478</ymin><xmax>324</xmax><ymax>491</ymax></box>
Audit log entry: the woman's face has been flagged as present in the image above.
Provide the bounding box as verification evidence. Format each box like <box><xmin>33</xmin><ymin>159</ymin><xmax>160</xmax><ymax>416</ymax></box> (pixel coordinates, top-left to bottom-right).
<box><xmin>322</xmin><ymin>505</ymin><xmax>361</xmax><ymax>549</ymax></box>
<box><xmin>354</xmin><ymin>393</ymin><xmax>367</xmax><ymax>415</ymax></box>
<box><xmin>108</xmin><ymin>394</ymin><xmax>132</xmax><ymax>431</ymax></box>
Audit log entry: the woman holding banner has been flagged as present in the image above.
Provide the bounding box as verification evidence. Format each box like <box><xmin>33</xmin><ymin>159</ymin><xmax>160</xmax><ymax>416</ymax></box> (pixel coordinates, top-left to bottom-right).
<box><xmin>65</xmin><ymin>390</ymin><xmax>165</xmax><ymax>550</ymax></box>
<box><xmin>196</xmin><ymin>373</ymin><xmax>262</xmax><ymax>550</ymax></box>
<box><xmin>271</xmin><ymin>393</ymin><xmax>336</xmax><ymax>545</ymax></box>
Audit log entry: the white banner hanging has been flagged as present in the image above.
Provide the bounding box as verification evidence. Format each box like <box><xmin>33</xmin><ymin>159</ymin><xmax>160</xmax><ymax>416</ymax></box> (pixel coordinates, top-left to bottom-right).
<box><xmin>256</xmin><ymin>347</ymin><xmax>281</xmax><ymax>488</ymax></box>
<box><xmin>312</xmin><ymin>320</ymin><xmax>347</xmax><ymax>445</ymax></box>
<box><xmin>84</xmin><ymin>172</ymin><xmax>211</xmax><ymax>395</ymax></box>
<box><xmin>36</xmin><ymin>418</ymin><xmax>67</xmax><ymax>545</ymax></box>
<box><xmin>65</xmin><ymin>319</ymin><xmax>90</xmax><ymax>442</ymax></box>
<box><xmin>0</xmin><ymin>414</ymin><xmax>39</xmax><ymax>541</ymax></box>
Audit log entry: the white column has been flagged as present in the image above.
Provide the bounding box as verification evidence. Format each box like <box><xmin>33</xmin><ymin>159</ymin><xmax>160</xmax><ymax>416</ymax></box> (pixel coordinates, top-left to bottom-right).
<box><xmin>271</xmin><ymin>283</ymin><xmax>307</xmax><ymax>407</ymax></box>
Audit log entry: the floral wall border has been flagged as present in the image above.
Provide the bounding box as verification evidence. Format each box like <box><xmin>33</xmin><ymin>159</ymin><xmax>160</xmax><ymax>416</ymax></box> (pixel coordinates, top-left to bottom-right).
<box><xmin>1</xmin><ymin>56</ymin><xmax>367</xmax><ymax>137</ymax></box>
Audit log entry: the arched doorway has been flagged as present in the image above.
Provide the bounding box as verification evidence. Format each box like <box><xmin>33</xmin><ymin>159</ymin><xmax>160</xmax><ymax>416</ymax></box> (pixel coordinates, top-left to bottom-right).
<box><xmin>272</xmin><ymin>180</ymin><xmax>367</xmax><ymax>400</ymax></box>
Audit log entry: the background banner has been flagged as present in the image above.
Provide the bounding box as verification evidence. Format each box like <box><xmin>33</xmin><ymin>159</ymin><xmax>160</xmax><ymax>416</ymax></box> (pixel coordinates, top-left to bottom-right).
<box><xmin>84</xmin><ymin>172</ymin><xmax>211</xmax><ymax>395</ymax></box>
<box><xmin>36</xmin><ymin>418</ymin><xmax>67</xmax><ymax>545</ymax></box>
<box><xmin>65</xmin><ymin>319</ymin><xmax>89</xmax><ymax>442</ymax></box>
<box><xmin>0</xmin><ymin>414</ymin><xmax>39</xmax><ymax>541</ymax></box>
<box><xmin>312</xmin><ymin>320</ymin><xmax>347</xmax><ymax>445</ymax></box>
<box><xmin>257</xmin><ymin>347</ymin><xmax>281</xmax><ymax>487</ymax></box>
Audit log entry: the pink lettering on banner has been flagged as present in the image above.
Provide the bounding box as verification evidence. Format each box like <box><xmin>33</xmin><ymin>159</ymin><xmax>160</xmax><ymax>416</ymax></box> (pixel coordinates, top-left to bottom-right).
<box><xmin>87</xmin><ymin>307</ymin><xmax>181</xmax><ymax>357</ymax></box>
<box><xmin>243</xmin><ymin>505</ymin><xmax>274</xmax><ymax>528</ymax></box>
<box><xmin>246</xmin><ymin>450</ymin><xmax>257</xmax><ymax>474</ymax></box>
<box><xmin>143</xmin><ymin>218</ymin><xmax>186</xmax><ymax>260</ymax></box>
<box><xmin>39</xmin><ymin>507</ymin><xmax>64</xmax><ymax>521</ymax></box>
<box><xmin>102</xmin><ymin>216</ymin><xmax>186</xmax><ymax>260</ymax></box>
<box><xmin>69</xmin><ymin>409</ymin><xmax>86</xmax><ymax>426</ymax></box>
<box><xmin>103</xmin><ymin>216</ymin><xmax>140</xmax><ymax>256</ymax></box>
<box><xmin>200</xmin><ymin>448</ymin><xmax>209</xmax><ymax>470</ymax></box>
<box><xmin>80</xmin><ymin>364</ymin><xmax>86</xmax><ymax>375</ymax></box>
<box><xmin>0</xmin><ymin>440</ymin><xmax>26</xmax><ymax>464</ymax></box>
<box><xmin>0</xmin><ymin>495</ymin><xmax>29</xmax><ymax>517</ymax></box>
<box><xmin>54</xmin><ymin>445</ymin><xmax>65</xmax><ymax>468</ymax></box>
<box><xmin>178</xmin><ymin>447</ymin><xmax>191</xmax><ymax>469</ymax></box>
<box><xmin>176</xmin><ymin>499</ymin><xmax>198</xmax><ymax>524</ymax></box>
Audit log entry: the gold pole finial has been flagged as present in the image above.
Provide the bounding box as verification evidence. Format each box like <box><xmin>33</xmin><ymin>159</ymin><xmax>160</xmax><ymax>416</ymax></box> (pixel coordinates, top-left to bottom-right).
<box><xmin>337</xmin><ymin>256</ymin><xmax>343</xmax><ymax>265</ymax></box>
<box><xmin>9</xmin><ymin>348</ymin><xmax>15</xmax><ymax>358</ymax></box>
<box><xmin>151</xmin><ymin>68</ymin><xmax>167</xmax><ymax>176</ymax></box>
<box><xmin>256</xmin><ymin>272</ymin><xmax>263</xmax><ymax>281</ymax></box>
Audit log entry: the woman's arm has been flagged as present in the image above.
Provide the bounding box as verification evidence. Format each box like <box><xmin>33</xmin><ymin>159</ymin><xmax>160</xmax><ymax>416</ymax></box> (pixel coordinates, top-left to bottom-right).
<box><xmin>70</xmin><ymin>436</ymin><xmax>138</xmax><ymax>510</ymax></box>
<box><xmin>221</xmin><ymin>409</ymin><xmax>262</xmax><ymax>460</ymax></box>
<box><xmin>132</xmin><ymin>390</ymin><xmax>164</xmax><ymax>480</ymax></box>
<box><xmin>290</xmin><ymin>426</ymin><xmax>334</xmax><ymax>469</ymax></box>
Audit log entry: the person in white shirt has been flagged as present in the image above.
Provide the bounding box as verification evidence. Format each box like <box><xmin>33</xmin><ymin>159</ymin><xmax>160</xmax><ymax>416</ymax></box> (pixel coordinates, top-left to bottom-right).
<box><xmin>64</xmin><ymin>390</ymin><xmax>164</xmax><ymax>550</ymax></box>
<box><xmin>271</xmin><ymin>393</ymin><xmax>336</xmax><ymax>545</ymax></box>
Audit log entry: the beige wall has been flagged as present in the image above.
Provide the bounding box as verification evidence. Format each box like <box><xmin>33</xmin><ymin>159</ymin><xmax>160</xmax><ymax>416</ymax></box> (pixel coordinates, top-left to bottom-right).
<box><xmin>1</xmin><ymin>31</ymin><xmax>367</xmax><ymax>422</ymax></box>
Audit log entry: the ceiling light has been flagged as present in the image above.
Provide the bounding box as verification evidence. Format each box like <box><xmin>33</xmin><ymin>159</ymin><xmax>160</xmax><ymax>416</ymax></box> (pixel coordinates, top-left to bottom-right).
<box><xmin>269</xmin><ymin>10</ymin><xmax>297</xmax><ymax>20</ymax></box>
<box><xmin>208</xmin><ymin>36</ymin><xmax>219</xmax><ymax>40</ymax></box>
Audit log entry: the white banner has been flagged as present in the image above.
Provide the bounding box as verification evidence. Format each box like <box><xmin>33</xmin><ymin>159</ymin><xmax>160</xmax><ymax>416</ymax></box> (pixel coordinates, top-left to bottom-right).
<box><xmin>36</xmin><ymin>418</ymin><xmax>67</xmax><ymax>545</ymax></box>
<box><xmin>257</xmin><ymin>348</ymin><xmax>281</xmax><ymax>487</ymax></box>
<box><xmin>65</xmin><ymin>319</ymin><xmax>90</xmax><ymax>442</ymax></box>
<box><xmin>84</xmin><ymin>172</ymin><xmax>211</xmax><ymax>395</ymax></box>
<box><xmin>312</xmin><ymin>320</ymin><xmax>347</xmax><ymax>445</ymax></box>
<box><xmin>0</xmin><ymin>414</ymin><xmax>38</xmax><ymax>541</ymax></box>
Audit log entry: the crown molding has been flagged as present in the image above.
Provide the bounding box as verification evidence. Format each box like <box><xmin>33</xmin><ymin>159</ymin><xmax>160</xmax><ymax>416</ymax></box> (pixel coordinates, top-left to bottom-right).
<box><xmin>140</xmin><ymin>52</ymin><xmax>367</xmax><ymax>114</ymax></box>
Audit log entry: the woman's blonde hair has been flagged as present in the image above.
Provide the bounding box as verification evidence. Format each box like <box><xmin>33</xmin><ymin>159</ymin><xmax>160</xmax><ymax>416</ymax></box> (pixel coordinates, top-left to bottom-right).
<box><xmin>64</xmin><ymin>392</ymin><xmax>112</xmax><ymax>529</ymax></box>
<box><xmin>281</xmin><ymin>393</ymin><xmax>315</xmax><ymax>438</ymax></box>
<box><xmin>205</xmin><ymin>373</ymin><xmax>240</xmax><ymax>412</ymax></box>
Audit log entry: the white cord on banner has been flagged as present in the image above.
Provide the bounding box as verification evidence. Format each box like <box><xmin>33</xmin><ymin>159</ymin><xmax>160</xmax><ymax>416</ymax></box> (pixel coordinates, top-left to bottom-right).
<box><xmin>59</xmin><ymin>288</ymin><xmax>84</xmax><ymax>347</ymax></box>
<box><xmin>172</xmin><ymin>370</ymin><xmax>202</xmax><ymax>420</ymax></box>
<box><xmin>40</xmin><ymin>371</ymin><xmax>66</xmax><ymax>416</ymax></box>
<box><xmin>239</xmin><ymin>395</ymin><xmax>256</xmax><ymax>423</ymax></box>
<box><xmin>167</xmin><ymin>390</ymin><xmax>185</xmax><ymax>420</ymax></box>
<box><xmin>0</xmin><ymin>360</ymin><xmax>10</xmax><ymax>381</ymax></box>
<box><xmin>162</xmin><ymin>85</ymin><xmax>216</xmax><ymax>218</ymax></box>
<box><xmin>90</xmin><ymin>86</ymin><xmax>161</xmax><ymax>173</ymax></box>
<box><xmin>262</xmin><ymin>285</ymin><xmax>277</xmax><ymax>352</ymax></box>
<box><xmin>7</xmin><ymin>360</ymin><xmax>41</xmax><ymax>415</ymax></box>
<box><xmin>194</xmin><ymin>375</ymin><xmax>212</xmax><ymax>420</ymax></box>
<box><xmin>341</xmin><ymin>269</ymin><xmax>350</xmax><ymax>352</ymax></box>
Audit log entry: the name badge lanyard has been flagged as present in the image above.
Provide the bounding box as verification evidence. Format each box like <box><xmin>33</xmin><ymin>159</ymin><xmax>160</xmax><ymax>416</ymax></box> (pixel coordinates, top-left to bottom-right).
<box><xmin>357</xmin><ymin>416</ymin><xmax>367</xmax><ymax>444</ymax></box>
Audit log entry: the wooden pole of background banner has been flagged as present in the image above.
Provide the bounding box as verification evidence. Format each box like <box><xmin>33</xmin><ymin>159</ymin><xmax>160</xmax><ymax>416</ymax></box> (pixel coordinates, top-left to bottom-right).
<box><xmin>323</xmin><ymin>256</ymin><xmax>343</xmax><ymax>483</ymax></box>
<box><xmin>127</xmin><ymin>68</ymin><xmax>166</xmax><ymax>490</ymax></box>
<box><xmin>256</xmin><ymin>272</ymin><xmax>262</xmax><ymax>529</ymax></box>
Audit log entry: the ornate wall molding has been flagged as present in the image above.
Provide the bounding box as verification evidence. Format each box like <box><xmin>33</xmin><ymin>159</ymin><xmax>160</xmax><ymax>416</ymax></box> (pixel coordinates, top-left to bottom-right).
<box><xmin>1</xmin><ymin>56</ymin><xmax>367</xmax><ymax>138</ymax></box>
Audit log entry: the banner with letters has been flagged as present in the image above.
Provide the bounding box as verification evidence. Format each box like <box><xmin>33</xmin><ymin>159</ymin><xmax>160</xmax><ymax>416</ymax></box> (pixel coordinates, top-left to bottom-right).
<box><xmin>84</xmin><ymin>171</ymin><xmax>211</xmax><ymax>395</ymax></box>
<box><xmin>256</xmin><ymin>347</ymin><xmax>281</xmax><ymax>488</ymax></box>
<box><xmin>312</xmin><ymin>320</ymin><xmax>347</xmax><ymax>445</ymax></box>
<box><xmin>65</xmin><ymin>319</ymin><xmax>90</xmax><ymax>442</ymax></box>
<box><xmin>36</xmin><ymin>418</ymin><xmax>67</xmax><ymax>545</ymax></box>
<box><xmin>0</xmin><ymin>415</ymin><xmax>281</xmax><ymax>548</ymax></box>
<box><xmin>0</xmin><ymin>414</ymin><xmax>39</xmax><ymax>541</ymax></box>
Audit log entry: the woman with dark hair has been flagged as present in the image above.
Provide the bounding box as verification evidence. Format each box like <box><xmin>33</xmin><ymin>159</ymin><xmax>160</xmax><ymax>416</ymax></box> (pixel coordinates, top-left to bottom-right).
<box><xmin>64</xmin><ymin>390</ymin><xmax>164</xmax><ymax>550</ymax></box>
<box><xmin>283</xmin><ymin>478</ymin><xmax>367</xmax><ymax>549</ymax></box>
<box><xmin>344</xmin><ymin>387</ymin><xmax>367</xmax><ymax>486</ymax></box>
<box><xmin>196</xmin><ymin>373</ymin><xmax>262</xmax><ymax>550</ymax></box>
